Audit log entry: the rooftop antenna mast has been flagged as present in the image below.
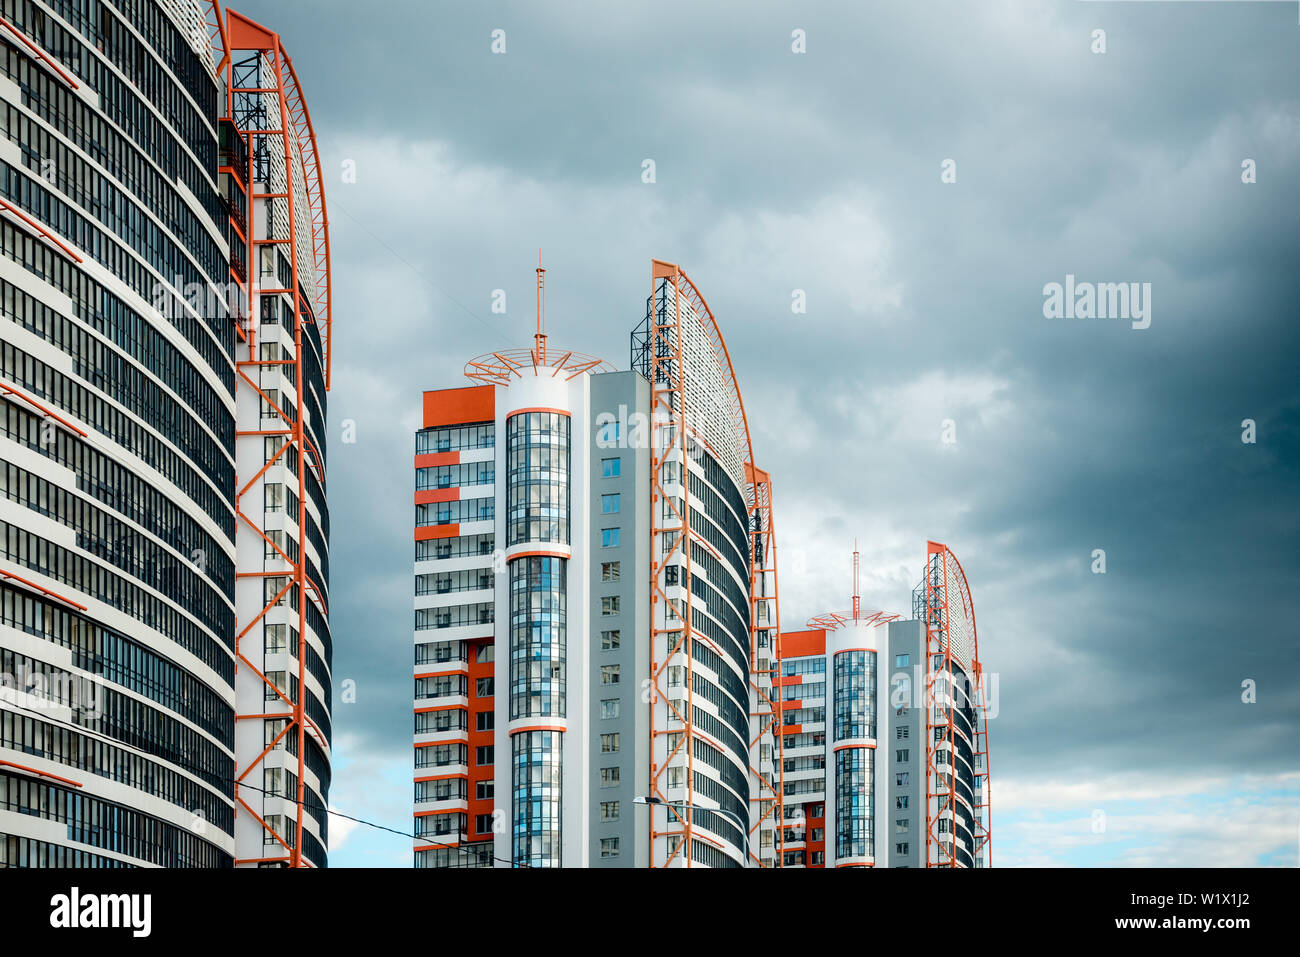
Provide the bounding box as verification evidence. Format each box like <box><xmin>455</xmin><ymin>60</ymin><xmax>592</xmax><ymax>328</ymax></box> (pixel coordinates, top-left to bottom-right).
<box><xmin>852</xmin><ymin>539</ymin><xmax>861</xmax><ymax>621</ymax></box>
<box><xmin>534</xmin><ymin>249</ymin><xmax>547</xmax><ymax>365</ymax></box>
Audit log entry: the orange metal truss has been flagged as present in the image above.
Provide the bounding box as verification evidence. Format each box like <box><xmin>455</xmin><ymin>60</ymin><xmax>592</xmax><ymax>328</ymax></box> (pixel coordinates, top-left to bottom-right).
<box><xmin>644</xmin><ymin>260</ymin><xmax>783</xmax><ymax>867</ymax></box>
<box><xmin>211</xmin><ymin>4</ymin><xmax>333</xmax><ymax>868</ymax></box>
<box><xmin>745</xmin><ymin>464</ymin><xmax>784</xmax><ymax>867</ymax></box>
<box><xmin>919</xmin><ymin>541</ymin><xmax>991</xmax><ymax>868</ymax></box>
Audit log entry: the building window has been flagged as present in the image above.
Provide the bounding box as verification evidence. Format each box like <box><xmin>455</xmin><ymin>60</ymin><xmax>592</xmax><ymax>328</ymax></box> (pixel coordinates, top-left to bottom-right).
<box><xmin>601</xmin><ymin>596</ymin><xmax>621</xmax><ymax>616</ymax></box>
<box><xmin>895</xmin><ymin>773</ymin><xmax>909</xmax><ymax>787</ymax></box>
<box><xmin>896</xmin><ymin>796</ymin><xmax>909</xmax><ymax>809</ymax></box>
<box><xmin>601</xmin><ymin>698</ymin><xmax>620</xmax><ymax>720</ymax></box>
<box><xmin>896</xmin><ymin>819</ymin><xmax>910</xmax><ymax>833</ymax></box>
<box><xmin>477</xmin><ymin>644</ymin><xmax>495</xmax><ymax>663</ymax></box>
<box><xmin>601</xmin><ymin>493</ymin><xmax>620</xmax><ymax>514</ymax></box>
<box><xmin>895</xmin><ymin>653</ymin><xmax>909</xmax><ymax>667</ymax></box>
<box><xmin>601</xmin><ymin>528</ymin><xmax>620</xmax><ymax>548</ymax></box>
<box><xmin>601</xmin><ymin>733</ymin><xmax>620</xmax><ymax>753</ymax></box>
<box><xmin>600</xmin><ymin>665</ymin><xmax>620</xmax><ymax>685</ymax></box>
<box><xmin>600</xmin><ymin>801</ymin><xmax>619</xmax><ymax>822</ymax></box>
<box><xmin>600</xmin><ymin>629</ymin><xmax>621</xmax><ymax>650</ymax></box>
<box><xmin>601</xmin><ymin>458</ymin><xmax>621</xmax><ymax>478</ymax></box>
<box><xmin>811</xmin><ymin>851</ymin><xmax>825</xmax><ymax>865</ymax></box>
<box><xmin>897</xmin><ymin>726</ymin><xmax>909</xmax><ymax>739</ymax></box>
<box><xmin>477</xmin><ymin>677</ymin><xmax>495</xmax><ymax>697</ymax></box>
<box><xmin>475</xmin><ymin>813</ymin><xmax>494</xmax><ymax>834</ymax></box>
<box><xmin>476</xmin><ymin>711</ymin><xmax>494</xmax><ymax>731</ymax></box>
<box><xmin>476</xmin><ymin>780</ymin><xmax>494</xmax><ymax>800</ymax></box>
<box><xmin>600</xmin><ymin>767</ymin><xmax>620</xmax><ymax>788</ymax></box>
<box><xmin>896</xmin><ymin>842</ymin><xmax>910</xmax><ymax>855</ymax></box>
<box><xmin>601</xmin><ymin>561</ymin><xmax>621</xmax><ymax>582</ymax></box>
<box><xmin>476</xmin><ymin>746</ymin><xmax>494</xmax><ymax>766</ymax></box>
<box><xmin>600</xmin><ymin>837</ymin><xmax>620</xmax><ymax>858</ymax></box>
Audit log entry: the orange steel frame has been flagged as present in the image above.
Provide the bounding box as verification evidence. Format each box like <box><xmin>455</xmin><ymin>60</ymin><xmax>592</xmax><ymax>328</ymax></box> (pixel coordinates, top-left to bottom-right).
<box><xmin>207</xmin><ymin>3</ymin><xmax>333</xmax><ymax>868</ymax></box>
<box><xmin>920</xmin><ymin>541</ymin><xmax>991</xmax><ymax>868</ymax></box>
<box><xmin>645</xmin><ymin>260</ymin><xmax>783</xmax><ymax>867</ymax></box>
<box><xmin>745</xmin><ymin>465</ymin><xmax>784</xmax><ymax>866</ymax></box>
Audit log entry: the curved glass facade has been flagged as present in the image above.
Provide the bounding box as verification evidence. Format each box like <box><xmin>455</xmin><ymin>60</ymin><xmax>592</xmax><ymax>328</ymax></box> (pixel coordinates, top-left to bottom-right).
<box><xmin>505</xmin><ymin>410</ymin><xmax>570</xmax><ymax>866</ymax></box>
<box><xmin>0</xmin><ymin>1</ymin><xmax>331</xmax><ymax>869</ymax></box>
<box><xmin>835</xmin><ymin>747</ymin><xmax>874</xmax><ymax>861</ymax></box>
<box><xmin>505</xmin><ymin>412</ymin><xmax>570</xmax><ymax>546</ymax></box>
<box><xmin>509</xmin><ymin>557</ymin><xmax>567</xmax><ymax>719</ymax></box>
<box><xmin>511</xmin><ymin>730</ymin><xmax>562</xmax><ymax>867</ymax></box>
<box><xmin>833</xmin><ymin>650</ymin><xmax>876</xmax><ymax>741</ymax></box>
<box><xmin>0</xmin><ymin>0</ymin><xmax>237</xmax><ymax>868</ymax></box>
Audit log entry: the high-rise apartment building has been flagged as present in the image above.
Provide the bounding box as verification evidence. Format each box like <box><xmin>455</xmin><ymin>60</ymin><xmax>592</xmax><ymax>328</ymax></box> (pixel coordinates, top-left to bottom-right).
<box><xmin>0</xmin><ymin>1</ymin><xmax>332</xmax><ymax>868</ymax></box>
<box><xmin>413</xmin><ymin>260</ymin><xmax>783</xmax><ymax>867</ymax></box>
<box><xmin>779</xmin><ymin>543</ymin><xmax>991</xmax><ymax>867</ymax></box>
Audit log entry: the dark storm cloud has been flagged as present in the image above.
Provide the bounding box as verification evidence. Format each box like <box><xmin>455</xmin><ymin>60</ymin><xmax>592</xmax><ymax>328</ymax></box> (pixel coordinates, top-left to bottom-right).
<box><xmin>229</xmin><ymin>0</ymin><xmax>1299</xmax><ymax>817</ymax></box>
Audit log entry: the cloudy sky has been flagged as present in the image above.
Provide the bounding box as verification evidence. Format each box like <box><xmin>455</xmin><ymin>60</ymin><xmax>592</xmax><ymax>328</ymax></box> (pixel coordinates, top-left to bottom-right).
<box><xmin>231</xmin><ymin>0</ymin><xmax>1299</xmax><ymax>867</ymax></box>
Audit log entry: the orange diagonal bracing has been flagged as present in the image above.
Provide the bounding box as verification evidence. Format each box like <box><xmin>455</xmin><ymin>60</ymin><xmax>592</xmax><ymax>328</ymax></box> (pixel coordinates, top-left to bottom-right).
<box><xmin>219</xmin><ymin>3</ymin><xmax>334</xmax><ymax>869</ymax></box>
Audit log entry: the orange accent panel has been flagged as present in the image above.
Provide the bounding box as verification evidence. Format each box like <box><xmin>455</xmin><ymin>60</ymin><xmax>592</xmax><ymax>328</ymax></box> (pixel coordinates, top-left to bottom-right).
<box><xmin>415</xmin><ymin>524</ymin><xmax>460</xmax><ymax>541</ymax></box>
<box><xmin>781</xmin><ymin>629</ymin><xmax>826</xmax><ymax>658</ymax></box>
<box><xmin>415</xmin><ymin>488</ymin><xmax>461</xmax><ymax>505</ymax></box>
<box><xmin>415</xmin><ymin>452</ymin><xmax>460</xmax><ymax>468</ymax></box>
<box><xmin>226</xmin><ymin>9</ymin><xmax>277</xmax><ymax>49</ymax></box>
<box><xmin>424</xmin><ymin>385</ymin><xmax>494</xmax><ymax>429</ymax></box>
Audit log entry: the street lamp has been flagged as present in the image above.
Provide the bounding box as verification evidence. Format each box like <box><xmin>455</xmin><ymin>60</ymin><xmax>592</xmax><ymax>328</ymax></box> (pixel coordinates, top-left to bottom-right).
<box><xmin>633</xmin><ymin>795</ymin><xmax>751</xmax><ymax>865</ymax></box>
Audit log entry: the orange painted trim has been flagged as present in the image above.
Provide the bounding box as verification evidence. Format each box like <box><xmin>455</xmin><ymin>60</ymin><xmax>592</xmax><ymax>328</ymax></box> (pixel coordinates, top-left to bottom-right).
<box><xmin>0</xmin><ymin>759</ymin><xmax>82</xmax><ymax>787</ymax></box>
<box><xmin>415</xmin><ymin>524</ymin><xmax>460</xmax><ymax>541</ymax></box>
<box><xmin>507</xmin><ymin>549</ymin><xmax>569</xmax><ymax>561</ymax></box>
<box><xmin>423</xmin><ymin>385</ymin><xmax>494</xmax><ymax>429</ymax></box>
<box><xmin>0</xmin><ymin>568</ymin><xmax>89</xmax><ymax>611</ymax></box>
<box><xmin>415</xmin><ymin>452</ymin><xmax>460</xmax><ymax>468</ymax></box>
<box><xmin>509</xmin><ymin>725</ymin><xmax>566</xmax><ymax>734</ymax></box>
<box><xmin>415</xmin><ymin>488</ymin><xmax>461</xmax><ymax>505</ymax></box>
<box><xmin>0</xmin><ymin>19</ymin><xmax>80</xmax><ymax>90</ymax></box>
<box><xmin>413</xmin><ymin>809</ymin><xmax>465</xmax><ymax>818</ymax></box>
<box><xmin>832</xmin><ymin>742</ymin><xmax>876</xmax><ymax>752</ymax></box>
<box><xmin>507</xmin><ymin>407</ymin><xmax>571</xmax><ymax>418</ymax></box>
<box><xmin>415</xmin><ymin>669</ymin><xmax>468</xmax><ymax>680</ymax></box>
<box><xmin>414</xmin><ymin>705</ymin><xmax>468</xmax><ymax>714</ymax></box>
<box><xmin>0</xmin><ymin>381</ymin><xmax>89</xmax><ymax>437</ymax></box>
<box><xmin>833</xmin><ymin>648</ymin><xmax>878</xmax><ymax>656</ymax></box>
<box><xmin>414</xmin><ymin>773</ymin><xmax>464</xmax><ymax>783</ymax></box>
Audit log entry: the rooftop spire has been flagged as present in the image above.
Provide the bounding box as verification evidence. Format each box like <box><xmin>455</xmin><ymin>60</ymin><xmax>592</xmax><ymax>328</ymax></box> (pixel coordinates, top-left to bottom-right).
<box><xmin>534</xmin><ymin>249</ymin><xmax>547</xmax><ymax>366</ymax></box>
<box><xmin>852</xmin><ymin>539</ymin><xmax>861</xmax><ymax>620</ymax></box>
